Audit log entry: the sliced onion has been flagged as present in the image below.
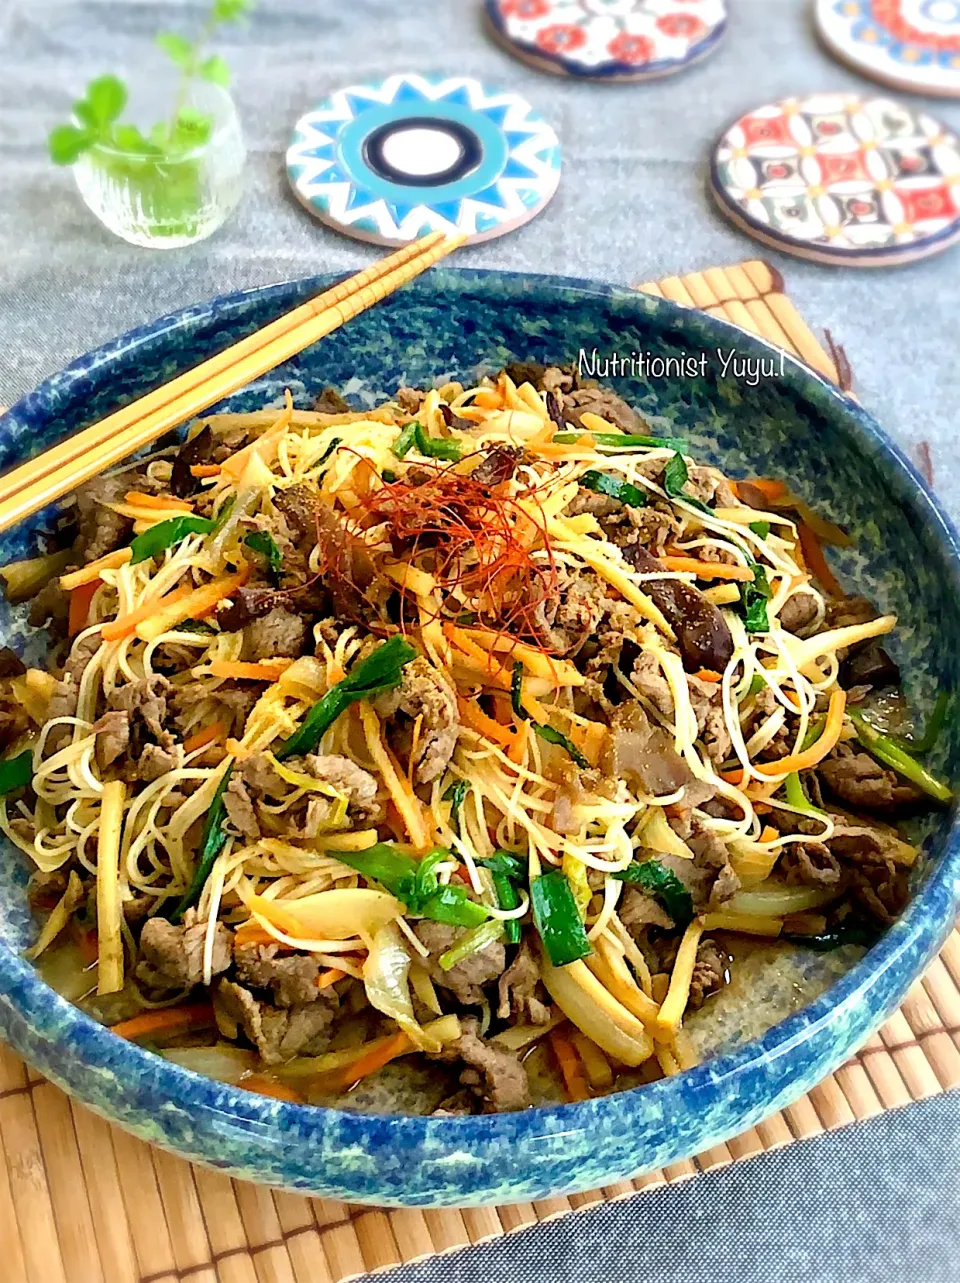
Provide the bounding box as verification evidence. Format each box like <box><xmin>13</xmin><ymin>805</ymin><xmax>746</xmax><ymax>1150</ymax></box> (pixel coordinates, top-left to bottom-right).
<box><xmin>539</xmin><ymin>952</ymin><xmax>654</xmax><ymax>1067</ymax></box>
<box><xmin>363</xmin><ymin>922</ymin><xmax>443</xmax><ymax>1053</ymax></box>
<box><xmin>725</xmin><ymin>882</ymin><xmax>840</xmax><ymax>918</ymax></box>
<box><xmin>163</xmin><ymin>1044</ymin><xmax>258</xmax><ymax>1084</ymax></box>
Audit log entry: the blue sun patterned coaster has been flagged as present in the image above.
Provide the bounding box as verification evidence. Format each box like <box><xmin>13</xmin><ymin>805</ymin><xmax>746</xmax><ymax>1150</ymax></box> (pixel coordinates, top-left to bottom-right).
<box><xmin>285</xmin><ymin>73</ymin><xmax>562</xmax><ymax>246</ymax></box>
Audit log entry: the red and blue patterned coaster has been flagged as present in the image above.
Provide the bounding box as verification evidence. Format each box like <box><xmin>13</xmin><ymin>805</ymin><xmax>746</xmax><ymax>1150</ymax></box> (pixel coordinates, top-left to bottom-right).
<box><xmin>485</xmin><ymin>0</ymin><xmax>727</xmax><ymax>82</ymax></box>
<box><xmin>710</xmin><ymin>92</ymin><xmax>960</xmax><ymax>267</ymax></box>
<box><xmin>816</xmin><ymin>1</ymin><xmax>960</xmax><ymax>99</ymax></box>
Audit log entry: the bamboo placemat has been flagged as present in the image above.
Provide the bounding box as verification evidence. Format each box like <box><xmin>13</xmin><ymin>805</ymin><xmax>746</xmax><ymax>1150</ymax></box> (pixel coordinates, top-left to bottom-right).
<box><xmin>2</xmin><ymin>260</ymin><xmax>958</xmax><ymax>1283</ymax></box>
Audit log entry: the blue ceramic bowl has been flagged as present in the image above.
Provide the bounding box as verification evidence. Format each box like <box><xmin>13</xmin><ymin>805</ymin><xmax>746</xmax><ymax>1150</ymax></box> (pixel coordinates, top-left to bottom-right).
<box><xmin>0</xmin><ymin>270</ymin><xmax>958</xmax><ymax>1206</ymax></box>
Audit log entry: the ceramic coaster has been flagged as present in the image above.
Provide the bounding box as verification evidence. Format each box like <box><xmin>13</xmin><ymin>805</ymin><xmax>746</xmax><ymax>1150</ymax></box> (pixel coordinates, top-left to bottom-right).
<box><xmin>709</xmin><ymin>92</ymin><xmax>960</xmax><ymax>267</ymax></box>
<box><xmin>285</xmin><ymin>73</ymin><xmax>561</xmax><ymax>246</ymax></box>
<box><xmin>815</xmin><ymin>0</ymin><xmax>960</xmax><ymax>99</ymax></box>
<box><xmin>484</xmin><ymin>0</ymin><xmax>727</xmax><ymax>82</ymax></box>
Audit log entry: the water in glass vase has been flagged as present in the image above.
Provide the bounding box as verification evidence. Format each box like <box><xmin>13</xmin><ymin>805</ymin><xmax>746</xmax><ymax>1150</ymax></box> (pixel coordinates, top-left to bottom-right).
<box><xmin>73</xmin><ymin>80</ymin><xmax>246</xmax><ymax>249</ymax></box>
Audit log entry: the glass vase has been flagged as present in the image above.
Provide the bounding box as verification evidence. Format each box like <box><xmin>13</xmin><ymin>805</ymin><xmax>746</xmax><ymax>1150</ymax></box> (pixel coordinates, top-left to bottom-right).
<box><xmin>72</xmin><ymin>82</ymin><xmax>246</xmax><ymax>249</ymax></box>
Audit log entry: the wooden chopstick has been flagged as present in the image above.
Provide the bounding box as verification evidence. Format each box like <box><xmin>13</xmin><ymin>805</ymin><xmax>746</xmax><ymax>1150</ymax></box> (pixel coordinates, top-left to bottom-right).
<box><xmin>0</xmin><ymin>232</ymin><xmax>463</xmax><ymax>533</ymax></box>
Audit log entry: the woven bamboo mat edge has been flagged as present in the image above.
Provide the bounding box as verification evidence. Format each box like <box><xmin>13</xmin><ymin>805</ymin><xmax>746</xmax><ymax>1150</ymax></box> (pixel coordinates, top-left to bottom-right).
<box><xmin>2</xmin><ymin>261</ymin><xmax>959</xmax><ymax>1283</ymax></box>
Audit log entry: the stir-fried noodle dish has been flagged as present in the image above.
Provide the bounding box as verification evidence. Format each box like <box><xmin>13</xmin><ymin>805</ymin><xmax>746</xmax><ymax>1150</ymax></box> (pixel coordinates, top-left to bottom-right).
<box><xmin>1</xmin><ymin>366</ymin><xmax>951</xmax><ymax>1112</ymax></box>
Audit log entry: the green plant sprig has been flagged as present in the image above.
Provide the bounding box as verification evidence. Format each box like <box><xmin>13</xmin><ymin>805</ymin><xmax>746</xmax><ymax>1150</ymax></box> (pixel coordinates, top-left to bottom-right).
<box><xmin>48</xmin><ymin>0</ymin><xmax>252</xmax><ymax>167</ymax></box>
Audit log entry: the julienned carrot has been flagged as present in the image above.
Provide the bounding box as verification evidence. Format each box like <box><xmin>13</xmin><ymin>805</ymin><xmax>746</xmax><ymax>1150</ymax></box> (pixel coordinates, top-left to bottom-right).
<box><xmin>60</xmin><ymin>547</ymin><xmax>133</xmax><ymax>591</ymax></box>
<box><xmin>69</xmin><ymin>578</ymin><xmax>101</xmax><ymax>636</ymax></box>
<box><xmin>101</xmin><ymin>585</ymin><xmax>193</xmax><ymax>642</ymax></box>
<box><xmin>747</xmin><ymin>478</ymin><xmax>787</xmax><ymax>502</ymax></box>
<box><xmin>694</xmin><ymin>669</ymin><xmax>722</xmax><ymax>683</ymax></box>
<box><xmin>136</xmin><ymin>567</ymin><xmax>250</xmax><ymax>643</ymax></box>
<box><xmin>242</xmin><ymin>1074</ymin><xmax>304</xmax><ymax>1103</ymax></box>
<box><xmin>124</xmin><ymin>491</ymin><xmax>193</xmax><ymax>512</ymax></box>
<box><xmin>207</xmin><ymin>659</ymin><xmax>292</xmax><ymax>682</ymax></box>
<box><xmin>548</xmin><ymin>1028</ymin><xmax>591</xmax><ymax>1103</ymax></box>
<box><xmin>338</xmin><ymin>1031</ymin><xmax>412</xmax><ymax>1089</ymax></box>
<box><xmin>233</xmin><ymin>922</ymin><xmax>292</xmax><ymax>948</ymax></box>
<box><xmin>182</xmin><ymin>720</ymin><xmax>227</xmax><ymax>755</ymax></box>
<box><xmin>661</xmin><ymin>557</ymin><xmax>754</xmax><ymax>583</ymax></box>
<box><xmin>754</xmin><ymin>690</ymin><xmax>847</xmax><ymax>777</ymax></box>
<box><xmin>109</xmin><ymin>1002</ymin><xmax>215</xmax><ymax>1042</ymax></box>
<box><xmin>456</xmin><ymin>695</ymin><xmax>515</xmax><ymax>748</ymax></box>
<box><xmin>531</xmin><ymin>435</ymin><xmax>596</xmax><ymax>458</ymax></box>
<box><xmin>317</xmin><ymin>968</ymin><xmax>345</xmax><ymax>989</ymax></box>
<box><xmin>191</xmin><ymin>464</ymin><xmax>221</xmax><ymax>478</ymax></box>
<box><xmin>797</xmin><ymin>521</ymin><xmax>844</xmax><ymax>599</ymax></box>
<box><xmin>720</xmin><ymin>768</ymin><xmax>746</xmax><ymax>786</ymax></box>
<box><xmin>758</xmin><ymin>825</ymin><xmax>780</xmax><ymax>844</ymax></box>
<box><xmin>507</xmin><ymin>721</ymin><xmax>528</xmax><ymax>765</ymax></box>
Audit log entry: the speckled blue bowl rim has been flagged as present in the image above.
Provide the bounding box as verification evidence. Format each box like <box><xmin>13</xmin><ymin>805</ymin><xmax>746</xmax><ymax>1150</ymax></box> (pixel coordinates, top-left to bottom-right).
<box><xmin>0</xmin><ymin>268</ymin><xmax>958</xmax><ymax>1208</ymax></box>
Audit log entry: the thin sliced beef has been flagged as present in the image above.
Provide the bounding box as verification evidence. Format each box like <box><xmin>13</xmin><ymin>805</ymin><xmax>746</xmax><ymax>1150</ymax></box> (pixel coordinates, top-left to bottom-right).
<box><xmin>302</xmin><ymin>755</ymin><xmax>382</xmax><ymax>820</ymax></box>
<box><xmin>240</xmin><ymin>607</ymin><xmax>307</xmax><ymax>661</ymax></box>
<box><xmin>137</xmin><ymin>742</ymin><xmax>183</xmax><ymax>782</ymax></box>
<box><xmin>48</xmin><ymin>633</ymin><xmax>102</xmax><ymax>723</ymax></box>
<box><xmin>535</xmin><ymin>572</ymin><xmax>607</xmax><ymax>657</ymax></box>
<box><xmin>497</xmin><ymin>939</ymin><xmax>551</xmax><ymax>1025</ymax></box>
<box><xmin>227</xmin><ymin>752</ymin><xmax>382</xmax><ymax>836</ymax></box>
<box><xmin>415</xmin><ymin>921</ymin><xmax>506</xmax><ymax>1006</ymax></box>
<box><xmin>137</xmin><ymin>910</ymin><xmax>233</xmax><ymax>989</ymax></box>
<box><xmin>849</xmin><ymin>861</ymin><xmax>909</xmax><ymax>923</ymax></box>
<box><xmin>684</xmin><ymin>466</ymin><xmax>739</xmax><ymax>510</ymax></box>
<box><xmin>605</xmin><ymin>702</ymin><xmax>698</xmax><ymax>798</ymax></box>
<box><xmin>92</xmin><ymin>710</ymin><xmax>130</xmax><ymax>769</ymax></box>
<box><xmin>620</xmin><ymin>886</ymin><xmax>674</xmax><ymax>931</ymax></box>
<box><xmin>688</xmin><ymin>938</ymin><xmax>726</xmax><ymax>1010</ymax></box>
<box><xmin>108</xmin><ymin>674</ymin><xmax>174</xmax><ymax>749</ymax></box>
<box><xmin>780</xmin><ymin>842</ymin><xmax>843</xmax><ymax>886</ymax></box>
<box><xmin>560</xmin><ymin>386</ymin><xmax>643</xmax><ymax>433</ymax></box>
<box><xmin>235</xmin><ymin>943</ymin><xmax>323</xmax><ymax>1006</ymax></box>
<box><xmin>687</xmin><ymin>675</ymin><xmax>732</xmax><ymax>768</ymax></box>
<box><xmin>828</xmin><ymin>820</ymin><xmax>917</xmax><ymax>866</ymax></box>
<box><xmin>73</xmin><ymin>473</ymin><xmax>138</xmax><ymax>562</ymax></box>
<box><xmin>623</xmin><ymin>544</ymin><xmax>734</xmax><ymax>673</ymax></box>
<box><xmin>631</xmin><ymin>651</ymin><xmax>674</xmax><ymax>718</ymax></box>
<box><xmin>314</xmin><ymin>386</ymin><xmax>350</xmax><ymax>414</ymax></box>
<box><xmin>395</xmin><ymin>386</ymin><xmax>425</xmax><ymax>414</ymax></box>
<box><xmin>28</xmin><ymin>579</ymin><xmax>70</xmax><ymax>629</ymax></box>
<box><xmin>375</xmin><ymin>657</ymin><xmax>459</xmax><ymax>784</ymax></box>
<box><xmin>688</xmin><ymin>825</ymin><xmax>741</xmax><ymax>908</ymax></box>
<box><xmin>439</xmin><ymin>1017</ymin><xmax>530</xmax><ymax>1113</ymax></box>
<box><xmin>818</xmin><ymin>743</ymin><xmax>924</xmax><ymax>812</ymax></box>
<box><xmin>214</xmin><ymin>979</ymin><xmax>339</xmax><ymax>1064</ymax></box>
<box><xmin>28</xmin><ymin>869</ymin><xmax>71</xmax><ymax>912</ymax></box>
<box><xmin>224</xmin><ymin>775</ymin><xmax>260</xmax><ymax>838</ymax></box>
